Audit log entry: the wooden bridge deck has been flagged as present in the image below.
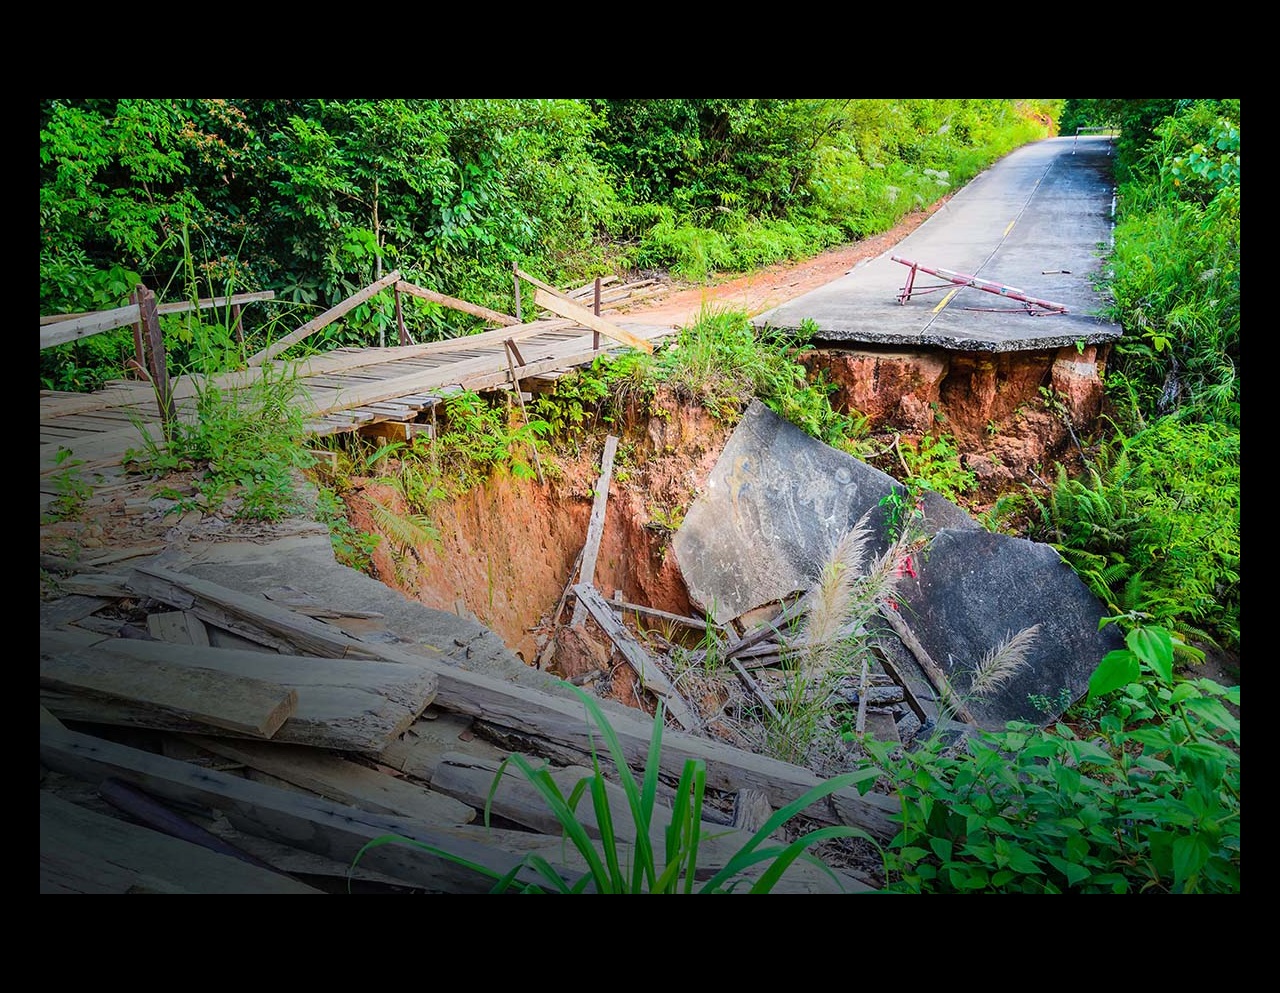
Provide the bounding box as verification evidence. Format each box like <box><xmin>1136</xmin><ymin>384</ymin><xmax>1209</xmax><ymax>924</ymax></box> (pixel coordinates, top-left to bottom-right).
<box><xmin>39</xmin><ymin>317</ymin><xmax>676</xmax><ymax>512</ymax></box>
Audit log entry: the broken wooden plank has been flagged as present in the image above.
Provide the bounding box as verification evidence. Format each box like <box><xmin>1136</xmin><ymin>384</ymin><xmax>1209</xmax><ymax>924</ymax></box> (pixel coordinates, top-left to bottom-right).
<box><xmin>531</xmin><ymin>286</ymin><xmax>656</xmax><ymax>354</ymax></box>
<box><xmin>96</xmin><ymin>776</ymin><xmax>283</xmax><ymax>873</ymax></box>
<box><xmin>876</xmin><ymin>604</ymin><xmax>976</xmax><ymax>725</ymax></box>
<box><xmin>571</xmin><ymin>584</ymin><xmax>700</xmax><ymax>732</ymax></box>
<box><xmin>39</xmin><ymin>790</ymin><xmax>323</xmax><ymax>894</ymax></box>
<box><xmin>40</xmin><ymin>629</ymin><xmax>437</xmax><ymax>753</ymax></box>
<box><xmin>182</xmin><ymin>736</ymin><xmax>476</xmax><ymax>827</ymax></box>
<box><xmin>608</xmin><ymin>598</ymin><xmax>713</xmax><ymax>632</ymax></box>
<box><xmin>80</xmin><ymin>544</ymin><xmax>167</xmax><ymax>567</ymax></box>
<box><xmin>394</xmin><ymin>280</ymin><xmax>519</xmax><ymax>327</ymax></box>
<box><xmin>40</xmin><ymin>644</ymin><xmax>298</xmax><ymax>739</ymax></box>
<box><xmin>40</xmin><ymin>595</ymin><xmax>113</xmax><ymax>628</ymax></box>
<box><xmin>247</xmin><ymin>270</ymin><xmax>401</xmax><ymax>366</ymax></box>
<box><xmin>51</xmin><ymin>569</ymin><xmax>899</xmax><ymax>838</ymax></box>
<box><xmin>261</xmin><ymin>586</ymin><xmax>385</xmax><ymax>620</ymax></box>
<box><xmin>125</xmin><ymin>563</ymin><xmax>388</xmax><ymax>659</ymax></box>
<box><xmin>55</xmin><ymin>572</ymin><xmax>132</xmax><ymax>598</ymax></box>
<box><xmin>570</xmin><ymin>434</ymin><xmax>619</xmax><ymax>627</ymax></box>
<box><xmin>146</xmin><ymin>610</ymin><xmax>211</xmax><ymax>646</ymax></box>
<box><xmin>726</xmin><ymin>592</ymin><xmax>812</xmax><ymax>659</ymax></box>
<box><xmin>729</xmin><ymin>656</ymin><xmax>783</xmax><ymax>724</ymax></box>
<box><xmin>40</xmin><ymin>723</ymin><xmax>579</xmax><ymax>893</ymax></box>
<box><xmin>375</xmin><ymin>711</ymin><xmax>509</xmax><ymax>779</ymax></box>
<box><xmin>872</xmin><ymin>649</ymin><xmax>930</xmax><ymax>723</ymax></box>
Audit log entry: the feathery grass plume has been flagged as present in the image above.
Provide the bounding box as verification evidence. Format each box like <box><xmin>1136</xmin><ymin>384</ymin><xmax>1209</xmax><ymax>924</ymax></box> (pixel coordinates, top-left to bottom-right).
<box><xmin>967</xmin><ymin>623</ymin><xmax>1041</xmax><ymax>698</ymax></box>
<box><xmin>803</xmin><ymin>511</ymin><xmax>874</xmax><ymax>652</ymax></box>
<box><xmin>796</xmin><ymin>518</ymin><xmax>915</xmax><ymax>680</ymax></box>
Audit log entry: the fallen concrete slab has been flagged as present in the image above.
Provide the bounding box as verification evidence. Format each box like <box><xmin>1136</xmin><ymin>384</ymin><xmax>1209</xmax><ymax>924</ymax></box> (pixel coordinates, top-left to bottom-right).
<box><xmin>893</xmin><ymin>527</ymin><xmax>1125</xmax><ymax>729</ymax></box>
<box><xmin>673</xmin><ymin>400</ymin><xmax>906</xmax><ymax>625</ymax></box>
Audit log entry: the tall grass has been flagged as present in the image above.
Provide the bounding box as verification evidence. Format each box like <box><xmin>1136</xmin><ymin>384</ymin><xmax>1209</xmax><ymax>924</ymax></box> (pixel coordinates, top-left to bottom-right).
<box><xmin>349</xmin><ymin>683</ymin><xmax>882</xmax><ymax>893</ymax></box>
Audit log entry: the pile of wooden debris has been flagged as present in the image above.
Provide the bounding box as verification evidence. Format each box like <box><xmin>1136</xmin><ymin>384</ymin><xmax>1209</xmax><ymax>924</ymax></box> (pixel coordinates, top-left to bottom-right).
<box><xmin>39</xmin><ymin>541</ymin><xmax>901</xmax><ymax>893</ymax></box>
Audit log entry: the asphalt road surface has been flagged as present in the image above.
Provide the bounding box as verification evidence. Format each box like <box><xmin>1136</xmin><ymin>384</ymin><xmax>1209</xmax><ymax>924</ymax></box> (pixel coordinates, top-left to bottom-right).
<box><xmin>753</xmin><ymin>135</ymin><xmax>1122</xmax><ymax>352</ymax></box>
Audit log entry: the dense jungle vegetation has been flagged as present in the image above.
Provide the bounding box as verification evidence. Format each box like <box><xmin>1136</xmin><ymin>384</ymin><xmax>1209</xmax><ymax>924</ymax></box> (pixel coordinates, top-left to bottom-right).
<box><xmin>40</xmin><ymin>98</ymin><xmax>1239</xmax><ymax>892</ymax></box>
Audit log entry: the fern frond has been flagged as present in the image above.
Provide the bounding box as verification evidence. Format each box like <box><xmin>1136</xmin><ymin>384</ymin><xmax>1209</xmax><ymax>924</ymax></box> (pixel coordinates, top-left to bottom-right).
<box><xmin>363</xmin><ymin>497</ymin><xmax>440</xmax><ymax>553</ymax></box>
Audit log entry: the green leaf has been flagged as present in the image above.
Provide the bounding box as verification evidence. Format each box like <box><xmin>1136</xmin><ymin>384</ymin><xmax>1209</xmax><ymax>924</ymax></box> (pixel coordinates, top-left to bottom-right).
<box><xmin>1004</xmin><ymin>845</ymin><xmax>1042</xmax><ymax>875</ymax></box>
<box><xmin>1127</xmin><ymin>626</ymin><xmax>1174</xmax><ymax>683</ymax></box>
<box><xmin>1045</xmin><ymin>853</ymin><xmax>1092</xmax><ymax>887</ymax></box>
<box><xmin>1089</xmin><ymin>649</ymin><xmax>1140</xmax><ymax>699</ymax></box>
<box><xmin>1172</xmin><ymin>834</ymin><xmax>1211</xmax><ymax>892</ymax></box>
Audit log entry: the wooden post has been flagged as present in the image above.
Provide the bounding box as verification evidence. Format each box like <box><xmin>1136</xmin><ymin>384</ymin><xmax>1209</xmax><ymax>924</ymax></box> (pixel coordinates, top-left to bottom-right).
<box><xmin>505</xmin><ymin>340</ymin><xmax>544</xmax><ymax>485</ymax></box>
<box><xmin>138</xmin><ymin>286</ymin><xmax>177</xmax><ymax>428</ymax></box>
<box><xmin>513</xmin><ymin>262</ymin><xmax>522</xmax><ymax>323</ymax></box>
<box><xmin>593</xmin><ymin>276</ymin><xmax>601</xmax><ymax>350</ymax></box>
<box><xmin>130</xmin><ymin>287</ymin><xmax>146</xmax><ymax>378</ymax></box>
<box><xmin>395</xmin><ymin>286</ymin><xmax>407</xmax><ymax>346</ymax></box>
<box><xmin>569</xmin><ymin>435</ymin><xmax>619</xmax><ymax>627</ymax></box>
<box><xmin>231</xmin><ymin>303</ymin><xmax>244</xmax><ymax>346</ymax></box>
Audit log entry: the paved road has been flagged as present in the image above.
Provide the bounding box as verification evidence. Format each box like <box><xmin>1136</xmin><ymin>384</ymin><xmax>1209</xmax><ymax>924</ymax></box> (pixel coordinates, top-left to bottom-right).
<box><xmin>753</xmin><ymin>135</ymin><xmax>1122</xmax><ymax>352</ymax></box>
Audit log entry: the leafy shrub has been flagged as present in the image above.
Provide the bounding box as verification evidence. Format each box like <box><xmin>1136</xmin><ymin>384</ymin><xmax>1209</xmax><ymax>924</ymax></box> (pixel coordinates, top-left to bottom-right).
<box><xmin>863</xmin><ymin>616</ymin><xmax>1239</xmax><ymax>893</ymax></box>
<box><xmin>899</xmin><ymin>433</ymin><xmax>975</xmax><ymax>501</ymax></box>
<box><xmin>1034</xmin><ymin>418</ymin><xmax>1238</xmax><ymax>649</ymax></box>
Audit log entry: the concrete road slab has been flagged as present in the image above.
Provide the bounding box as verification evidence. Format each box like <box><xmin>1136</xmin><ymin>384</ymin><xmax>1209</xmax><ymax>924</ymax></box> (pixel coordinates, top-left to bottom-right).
<box><xmin>754</xmin><ymin>136</ymin><xmax>1123</xmax><ymax>352</ymax></box>
<box><xmin>672</xmin><ymin>401</ymin><xmax>906</xmax><ymax>624</ymax></box>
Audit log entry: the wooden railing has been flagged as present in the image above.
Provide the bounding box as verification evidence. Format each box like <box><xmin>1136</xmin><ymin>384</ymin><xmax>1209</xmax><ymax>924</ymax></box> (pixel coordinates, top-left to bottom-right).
<box><xmin>40</xmin><ymin>287</ymin><xmax>276</xmax><ymax>424</ymax></box>
<box><xmin>41</xmin><ymin>268</ymin><xmax>653</xmax><ymax>423</ymax></box>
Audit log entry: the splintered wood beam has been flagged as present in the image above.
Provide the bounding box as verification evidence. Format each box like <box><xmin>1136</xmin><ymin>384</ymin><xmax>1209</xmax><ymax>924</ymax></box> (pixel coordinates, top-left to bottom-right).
<box><xmin>394</xmin><ymin>280</ymin><xmax>519</xmax><ymax>327</ymax></box>
<box><xmin>570</xmin><ymin>435</ymin><xmax>619</xmax><ymax>627</ymax></box>
<box><xmin>532</xmin><ymin>287</ymin><xmax>655</xmax><ymax>354</ymax></box>
<box><xmin>608</xmin><ymin>599</ymin><xmax>713</xmax><ymax>632</ymax></box>
<box><xmin>876</xmin><ymin>604</ymin><xmax>976</xmax><ymax>725</ymax></box>
<box><xmin>39</xmin><ymin>645</ymin><xmax>298</xmax><ymax>739</ymax></box>
<box><xmin>571</xmin><ymin>584</ymin><xmax>700</xmax><ymax>732</ymax></box>
<box><xmin>47</xmin><ymin>571</ymin><xmax>901</xmax><ymax>838</ymax></box>
<box><xmin>248</xmin><ymin>270</ymin><xmax>401</xmax><ymax>366</ymax></box>
<box><xmin>39</xmin><ymin>790</ymin><xmax>323</xmax><ymax>894</ymax></box>
<box><xmin>39</xmin><ymin>724</ymin><xmax>577</xmax><ymax>894</ymax></box>
<box><xmin>40</xmin><ymin>629</ymin><xmax>438</xmax><ymax>753</ymax></box>
<box><xmin>182</xmin><ymin>736</ymin><xmax>476</xmax><ymax>827</ymax></box>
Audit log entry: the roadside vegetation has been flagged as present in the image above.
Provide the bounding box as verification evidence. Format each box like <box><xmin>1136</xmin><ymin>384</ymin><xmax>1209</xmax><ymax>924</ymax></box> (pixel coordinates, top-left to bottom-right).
<box><xmin>40</xmin><ymin>98</ymin><xmax>1239</xmax><ymax>893</ymax></box>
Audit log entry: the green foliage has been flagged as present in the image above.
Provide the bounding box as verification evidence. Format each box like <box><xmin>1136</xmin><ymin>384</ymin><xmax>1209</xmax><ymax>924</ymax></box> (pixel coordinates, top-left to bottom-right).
<box><xmin>1035</xmin><ymin>419</ymin><xmax>1238</xmax><ymax>649</ymax></box>
<box><xmin>863</xmin><ymin>619</ymin><xmax>1238</xmax><ymax>893</ymax></box>
<box><xmin>898</xmin><ymin>433</ymin><xmax>975</xmax><ymax>501</ymax></box>
<box><xmin>315</xmin><ymin>486</ymin><xmax>382</xmax><ymax>572</ymax></box>
<box><xmin>1101</xmin><ymin>100</ymin><xmax>1239</xmax><ymax>428</ymax></box>
<box><xmin>41</xmin><ymin>449</ymin><xmax>94</xmax><ymax>524</ymax></box>
<box><xmin>350</xmin><ymin>683</ymin><xmax>881</xmax><ymax>893</ymax></box>
<box><xmin>40</xmin><ymin>98</ymin><xmax>1057</xmax><ymax>390</ymax></box>
<box><xmin>124</xmin><ymin>366</ymin><xmax>313</xmax><ymax>522</ymax></box>
<box><xmin>435</xmin><ymin>389</ymin><xmax>551</xmax><ymax>489</ymax></box>
<box><xmin>650</xmin><ymin>309</ymin><xmax>870</xmax><ymax>450</ymax></box>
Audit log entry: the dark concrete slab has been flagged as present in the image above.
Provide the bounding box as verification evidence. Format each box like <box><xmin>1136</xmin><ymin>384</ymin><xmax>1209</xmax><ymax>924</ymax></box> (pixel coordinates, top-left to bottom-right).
<box><xmin>672</xmin><ymin>401</ymin><xmax>907</xmax><ymax>624</ymax></box>
<box><xmin>893</xmin><ymin>527</ymin><xmax>1124</xmax><ymax>730</ymax></box>
<box><xmin>753</xmin><ymin>136</ymin><xmax>1122</xmax><ymax>352</ymax></box>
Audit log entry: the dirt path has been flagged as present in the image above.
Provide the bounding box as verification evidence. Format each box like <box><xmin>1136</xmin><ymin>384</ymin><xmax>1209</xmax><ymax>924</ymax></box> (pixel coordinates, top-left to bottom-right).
<box><xmin>613</xmin><ymin>196</ymin><xmax>955</xmax><ymax>328</ymax></box>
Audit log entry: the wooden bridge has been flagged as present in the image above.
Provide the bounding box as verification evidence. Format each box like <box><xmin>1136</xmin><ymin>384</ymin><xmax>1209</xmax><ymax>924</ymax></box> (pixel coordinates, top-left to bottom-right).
<box><xmin>39</xmin><ymin>270</ymin><xmax>677</xmax><ymax>514</ymax></box>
